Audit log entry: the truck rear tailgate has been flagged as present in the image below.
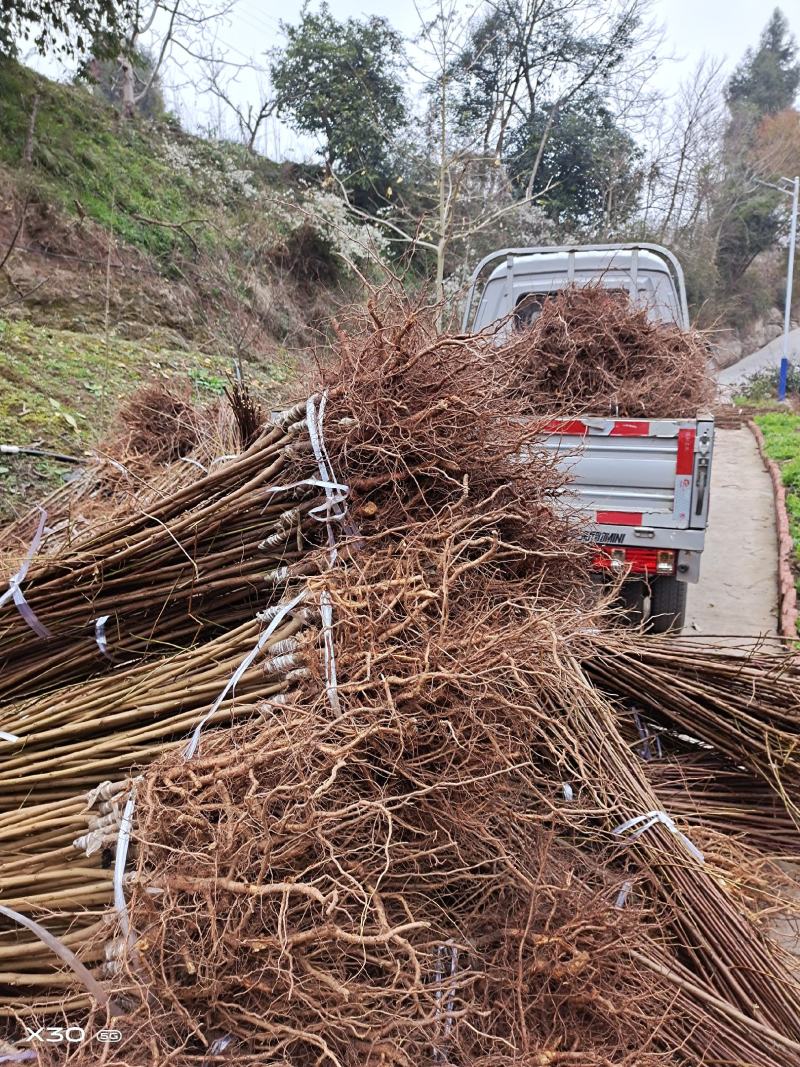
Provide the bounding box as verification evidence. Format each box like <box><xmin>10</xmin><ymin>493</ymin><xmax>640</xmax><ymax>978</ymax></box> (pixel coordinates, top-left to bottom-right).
<box><xmin>536</xmin><ymin>417</ymin><xmax>713</xmax><ymax>530</ymax></box>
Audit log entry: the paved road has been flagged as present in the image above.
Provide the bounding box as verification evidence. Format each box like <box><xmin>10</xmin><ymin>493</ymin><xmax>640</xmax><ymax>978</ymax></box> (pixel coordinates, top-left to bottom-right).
<box><xmin>718</xmin><ymin>327</ymin><xmax>800</xmax><ymax>389</ymax></box>
<box><xmin>686</xmin><ymin>428</ymin><xmax>778</xmax><ymax>639</ymax></box>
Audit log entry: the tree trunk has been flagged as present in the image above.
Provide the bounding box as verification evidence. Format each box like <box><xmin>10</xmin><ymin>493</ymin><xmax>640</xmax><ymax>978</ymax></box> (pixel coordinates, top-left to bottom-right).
<box><xmin>525</xmin><ymin>101</ymin><xmax>559</xmax><ymax>201</ymax></box>
<box><xmin>23</xmin><ymin>93</ymin><xmax>40</xmax><ymax>166</ymax></box>
<box><xmin>435</xmin><ymin>238</ymin><xmax>447</xmax><ymax>309</ymax></box>
<box><xmin>435</xmin><ymin>70</ymin><xmax>449</xmax><ymax>321</ymax></box>
<box><xmin>119</xmin><ymin>55</ymin><xmax>136</xmax><ymax>119</ymax></box>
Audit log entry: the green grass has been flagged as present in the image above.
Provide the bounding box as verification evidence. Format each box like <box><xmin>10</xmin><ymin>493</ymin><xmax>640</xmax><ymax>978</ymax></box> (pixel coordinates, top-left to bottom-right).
<box><xmin>0</xmin><ymin>318</ymin><xmax>293</xmax><ymax>519</ymax></box>
<box><xmin>0</xmin><ymin>58</ymin><xmax>284</xmax><ymax>259</ymax></box>
<box><xmin>732</xmin><ymin>366</ymin><xmax>800</xmax><ymax>407</ymax></box>
<box><xmin>731</xmin><ymin>394</ymin><xmax>784</xmax><ymax>409</ymax></box>
<box><xmin>754</xmin><ymin>412</ymin><xmax>800</xmax><ymax>634</ymax></box>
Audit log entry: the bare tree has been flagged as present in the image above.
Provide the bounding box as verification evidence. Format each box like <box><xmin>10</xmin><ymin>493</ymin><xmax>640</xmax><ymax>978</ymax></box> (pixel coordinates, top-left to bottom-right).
<box><xmin>200</xmin><ymin>53</ymin><xmax>275</xmax><ymax>152</ymax></box>
<box><xmin>115</xmin><ymin>0</ymin><xmax>238</xmax><ymax>119</ymax></box>
<box><xmin>1</xmin><ymin>96</ymin><xmax>46</xmax><ymax>311</ymax></box>
<box><xmin>654</xmin><ymin>58</ymin><xmax>727</xmax><ymax>240</ymax></box>
<box><xmin>324</xmin><ymin>0</ymin><xmax>553</xmax><ymax>307</ymax></box>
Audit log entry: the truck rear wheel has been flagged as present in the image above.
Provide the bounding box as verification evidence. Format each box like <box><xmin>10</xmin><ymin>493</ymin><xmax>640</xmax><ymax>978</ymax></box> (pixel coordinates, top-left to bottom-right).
<box><xmin>648</xmin><ymin>576</ymin><xmax>687</xmax><ymax>634</ymax></box>
<box><xmin>617</xmin><ymin>579</ymin><xmax>646</xmax><ymax>626</ymax></box>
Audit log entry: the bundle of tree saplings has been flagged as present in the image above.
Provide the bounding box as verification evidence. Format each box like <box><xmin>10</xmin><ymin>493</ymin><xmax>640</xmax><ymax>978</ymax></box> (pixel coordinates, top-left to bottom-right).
<box><xmin>0</xmin><ymin>784</ymin><xmax>124</xmax><ymax>1019</ymax></box>
<box><xmin>0</xmin><ymin>608</ymin><xmax>309</xmax><ymax>807</ymax></box>
<box><xmin>0</xmin><ymin>599</ymin><xmax>312</xmax><ymax>1015</ymax></box>
<box><xmin>0</xmin><ymin>293</ymin><xmax>582</xmax><ymax>1020</ymax></box>
<box><xmin>0</xmin><ymin>381</ymin><xmax>246</xmax><ymax>566</ymax></box>
<box><xmin>644</xmin><ymin>748</ymin><xmax>800</xmax><ymax>857</ymax></box>
<box><xmin>611</xmin><ymin>702</ymin><xmax>800</xmax><ymax>870</ymax></box>
<box><xmin>2</xmin><ymin>294</ymin><xmax>791</xmax><ymax>1067</ymax></box>
<box><xmin>504</xmin><ymin>284</ymin><xmax>715</xmax><ymax>418</ymax></box>
<box><xmin>0</xmin><ymin>399</ymin><xmax>323</xmax><ymax>701</ymax></box>
<box><xmin>55</xmin><ymin>517</ymin><xmax>800</xmax><ymax>1067</ymax></box>
<box><xmin>0</xmin><ymin>412</ymin><xmax>314</xmax><ymax>1001</ymax></box>
<box><xmin>586</xmin><ymin>636</ymin><xmax>800</xmax><ymax>821</ymax></box>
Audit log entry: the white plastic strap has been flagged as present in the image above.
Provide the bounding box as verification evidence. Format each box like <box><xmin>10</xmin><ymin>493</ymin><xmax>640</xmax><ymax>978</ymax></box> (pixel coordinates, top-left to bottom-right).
<box><xmin>0</xmin><ymin>904</ymin><xmax>109</xmax><ymax>1005</ymax></box>
<box><xmin>316</xmin><ymin>392</ymin><xmax>350</xmax><ymax>533</ymax></box>
<box><xmin>207</xmin><ymin>1036</ymin><xmax>233</xmax><ymax>1056</ymax></box>
<box><xmin>0</xmin><ymin>508</ymin><xmax>53</xmax><ymax>640</ymax></box>
<box><xmin>104</xmin><ymin>457</ymin><xmax>131</xmax><ymax>476</ymax></box>
<box><xmin>94</xmin><ymin>614</ymin><xmax>111</xmax><ymax>658</ymax></box>
<box><xmin>444</xmin><ymin>941</ymin><xmax>458</xmax><ymax>1039</ymax></box>
<box><xmin>633</xmin><ymin>712</ymin><xmax>662</xmax><ymax>761</ymax></box>
<box><xmin>320</xmin><ymin>589</ymin><xmax>340</xmax><ymax>713</ymax></box>
<box><xmin>114</xmin><ymin>786</ymin><xmax>137</xmax><ymax>942</ymax></box>
<box><xmin>267</xmin><ymin>477</ymin><xmax>350</xmax><ymax>499</ymax></box>
<box><xmin>184</xmin><ymin>589</ymin><xmax>307</xmax><ymax>759</ymax></box>
<box><xmin>308</xmin><ymin>493</ymin><xmax>351</xmax><ymax>523</ymax></box>
<box><xmin>315</xmin><ymin>392</ymin><xmax>337</xmax><ymax>481</ymax></box>
<box><xmin>612</xmin><ymin>809</ymin><xmax>704</xmax><ymax>864</ymax></box>
<box><xmin>614</xmin><ymin>879</ymin><xmax>633</xmax><ymax>909</ymax></box>
<box><xmin>0</xmin><ymin>731</ymin><xmax>19</xmax><ymax>743</ymax></box>
<box><xmin>306</xmin><ymin>394</ymin><xmax>349</xmax><ymax>713</ymax></box>
<box><xmin>306</xmin><ymin>393</ymin><xmax>348</xmax><ymax>563</ymax></box>
<box><xmin>433</xmin><ymin>940</ymin><xmax>458</xmax><ymax>1059</ymax></box>
<box><xmin>433</xmin><ymin>945</ymin><xmax>445</xmax><ymax>1062</ymax></box>
<box><xmin>180</xmin><ymin>456</ymin><xmax>208</xmax><ymax>473</ymax></box>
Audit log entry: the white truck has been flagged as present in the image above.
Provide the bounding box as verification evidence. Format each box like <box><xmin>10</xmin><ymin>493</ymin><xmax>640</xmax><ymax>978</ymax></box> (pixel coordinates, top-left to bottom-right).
<box><xmin>462</xmin><ymin>243</ymin><xmax>715</xmax><ymax>632</ymax></box>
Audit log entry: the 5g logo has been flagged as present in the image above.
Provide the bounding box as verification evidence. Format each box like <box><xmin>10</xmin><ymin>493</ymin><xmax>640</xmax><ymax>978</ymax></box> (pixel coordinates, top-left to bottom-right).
<box><xmin>22</xmin><ymin>1026</ymin><xmax>86</xmax><ymax>1044</ymax></box>
<box><xmin>98</xmin><ymin>1029</ymin><xmax>123</xmax><ymax>1043</ymax></box>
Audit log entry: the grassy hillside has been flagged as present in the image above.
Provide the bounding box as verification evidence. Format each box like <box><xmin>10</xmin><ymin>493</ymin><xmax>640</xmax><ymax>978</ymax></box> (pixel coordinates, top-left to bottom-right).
<box><xmin>0</xmin><ymin>319</ymin><xmax>295</xmax><ymax>520</ymax></box>
<box><xmin>0</xmin><ymin>59</ymin><xmax>360</xmax><ymax>515</ymax></box>
<box><xmin>0</xmin><ymin>58</ymin><xmax>349</xmax><ymax>344</ymax></box>
<box><xmin>0</xmin><ymin>60</ymin><xmax>286</xmax><ymax>259</ymax></box>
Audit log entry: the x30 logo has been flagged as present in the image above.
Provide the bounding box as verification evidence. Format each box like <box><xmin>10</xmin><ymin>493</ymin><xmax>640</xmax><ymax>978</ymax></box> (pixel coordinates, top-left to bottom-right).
<box><xmin>21</xmin><ymin>1025</ymin><xmax>86</xmax><ymax>1044</ymax></box>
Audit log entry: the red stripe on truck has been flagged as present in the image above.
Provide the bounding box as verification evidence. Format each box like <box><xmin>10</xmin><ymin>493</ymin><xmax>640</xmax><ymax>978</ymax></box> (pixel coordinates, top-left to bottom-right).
<box><xmin>540</xmin><ymin>419</ymin><xmax>588</xmax><ymax>436</ymax></box>
<box><xmin>676</xmin><ymin>428</ymin><xmax>696</xmax><ymax>475</ymax></box>
<box><xmin>540</xmin><ymin>419</ymin><xmax>653</xmax><ymax>437</ymax></box>
<box><xmin>609</xmin><ymin>420</ymin><xmax>650</xmax><ymax>436</ymax></box>
<box><xmin>596</xmin><ymin>511</ymin><xmax>643</xmax><ymax>526</ymax></box>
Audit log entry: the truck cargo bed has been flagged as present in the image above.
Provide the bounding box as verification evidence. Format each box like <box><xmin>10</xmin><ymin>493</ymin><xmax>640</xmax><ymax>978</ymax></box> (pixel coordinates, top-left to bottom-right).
<box><xmin>537</xmin><ymin>416</ymin><xmax>713</xmax><ymax>530</ymax></box>
<box><xmin>531</xmin><ymin>416</ymin><xmax>715</xmax><ymax>583</ymax></box>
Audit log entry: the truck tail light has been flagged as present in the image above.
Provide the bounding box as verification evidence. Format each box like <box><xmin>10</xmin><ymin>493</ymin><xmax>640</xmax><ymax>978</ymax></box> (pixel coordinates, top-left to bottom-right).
<box><xmin>656</xmin><ymin>550</ymin><xmax>675</xmax><ymax>575</ymax></box>
<box><xmin>608</xmin><ymin>548</ymin><xmax>626</xmax><ymax>571</ymax></box>
<box><xmin>593</xmin><ymin>547</ymin><xmax>675</xmax><ymax>576</ymax></box>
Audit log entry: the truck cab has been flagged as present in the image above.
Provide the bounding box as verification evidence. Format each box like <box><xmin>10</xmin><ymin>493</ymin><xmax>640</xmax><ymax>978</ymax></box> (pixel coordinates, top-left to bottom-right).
<box><xmin>464</xmin><ymin>245</ymin><xmax>689</xmax><ymax>333</ymax></box>
<box><xmin>462</xmin><ymin>244</ymin><xmax>714</xmax><ymax>632</ymax></box>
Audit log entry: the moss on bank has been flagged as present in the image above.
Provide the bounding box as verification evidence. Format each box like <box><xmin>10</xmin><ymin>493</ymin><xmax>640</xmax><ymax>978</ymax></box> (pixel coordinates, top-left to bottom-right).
<box><xmin>0</xmin><ymin>319</ymin><xmax>293</xmax><ymax>519</ymax></box>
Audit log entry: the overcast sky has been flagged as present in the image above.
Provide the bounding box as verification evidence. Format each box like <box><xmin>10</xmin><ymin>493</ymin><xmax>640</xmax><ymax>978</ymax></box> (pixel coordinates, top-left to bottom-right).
<box><xmin>25</xmin><ymin>0</ymin><xmax>797</xmax><ymax>159</ymax></box>
<box><xmin>195</xmin><ymin>0</ymin><xmax>778</xmax><ymax>62</ymax></box>
<box><xmin>168</xmin><ymin>0</ymin><xmax>791</xmax><ymax>155</ymax></box>
<box><xmin>650</xmin><ymin>0</ymin><xmax>785</xmax><ymax>88</ymax></box>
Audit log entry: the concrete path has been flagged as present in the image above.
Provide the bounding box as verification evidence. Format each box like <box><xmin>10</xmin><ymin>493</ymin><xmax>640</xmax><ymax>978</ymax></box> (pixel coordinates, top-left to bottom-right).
<box><xmin>718</xmin><ymin>327</ymin><xmax>800</xmax><ymax>388</ymax></box>
<box><xmin>686</xmin><ymin>428</ymin><xmax>778</xmax><ymax>639</ymax></box>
